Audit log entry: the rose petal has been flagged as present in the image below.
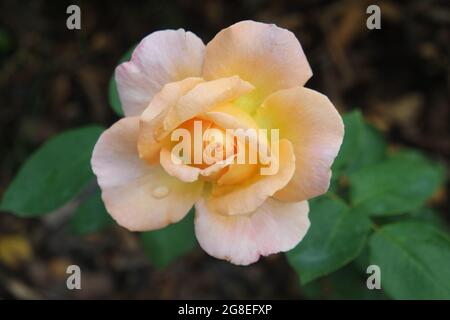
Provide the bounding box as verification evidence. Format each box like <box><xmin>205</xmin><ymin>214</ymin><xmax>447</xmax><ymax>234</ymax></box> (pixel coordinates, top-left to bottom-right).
<box><xmin>159</xmin><ymin>147</ymin><xmax>201</xmax><ymax>183</ymax></box>
<box><xmin>91</xmin><ymin>117</ymin><xmax>203</xmax><ymax>231</ymax></box>
<box><xmin>163</xmin><ymin>76</ymin><xmax>254</xmax><ymax>133</ymax></box>
<box><xmin>202</xmin><ymin>103</ymin><xmax>258</xmax><ymax>130</ymax></box>
<box><xmin>138</xmin><ymin>77</ymin><xmax>204</xmax><ymax>164</ymax></box>
<box><xmin>207</xmin><ymin>139</ymin><xmax>296</xmax><ymax>215</ymax></box>
<box><xmin>116</xmin><ymin>29</ymin><xmax>205</xmax><ymax>116</ymax></box>
<box><xmin>195</xmin><ymin>197</ymin><xmax>310</xmax><ymax>265</ymax></box>
<box><xmin>256</xmin><ymin>86</ymin><xmax>344</xmax><ymax>202</ymax></box>
<box><xmin>160</xmin><ymin>147</ymin><xmax>235</xmax><ymax>183</ymax></box>
<box><xmin>203</xmin><ymin>20</ymin><xmax>312</xmax><ymax>109</ymax></box>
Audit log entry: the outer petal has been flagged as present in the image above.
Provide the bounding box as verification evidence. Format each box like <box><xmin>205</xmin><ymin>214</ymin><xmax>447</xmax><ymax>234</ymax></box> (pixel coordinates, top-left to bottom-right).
<box><xmin>256</xmin><ymin>87</ymin><xmax>344</xmax><ymax>202</ymax></box>
<box><xmin>203</xmin><ymin>20</ymin><xmax>312</xmax><ymax>107</ymax></box>
<box><xmin>195</xmin><ymin>198</ymin><xmax>310</xmax><ymax>265</ymax></box>
<box><xmin>115</xmin><ymin>29</ymin><xmax>205</xmax><ymax>117</ymax></box>
<box><xmin>207</xmin><ymin>139</ymin><xmax>296</xmax><ymax>215</ymax></box>
<box><xmin>91</xmin><ymin>117</ymin><xmax>203</xmax><ymax>231</ymax></box>
<box><xmin>138</xmin><ymin>77</ymin><xmax>204</xmax><ymax>164</ymax></box>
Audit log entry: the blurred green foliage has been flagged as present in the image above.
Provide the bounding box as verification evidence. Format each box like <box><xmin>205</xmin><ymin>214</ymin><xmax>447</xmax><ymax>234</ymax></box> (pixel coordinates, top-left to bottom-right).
<box><xmin>140</xmin><ymin>209</ymin><xmax>197</xmax><ymax>269</ymax></box>
<box><xmin>69</xmin><ymin>188</ymin><xmax>114</xmax><ymax>235</ymax></box>
<box><xmin>0</xmin><ymin>126</ymin><xmax>104</xmax><ymax>216</ymax></box>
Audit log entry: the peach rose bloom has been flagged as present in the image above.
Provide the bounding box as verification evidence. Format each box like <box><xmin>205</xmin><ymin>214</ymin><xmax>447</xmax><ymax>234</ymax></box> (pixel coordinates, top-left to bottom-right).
<box><xmin>92</xmin><ymin>20</ymin><xmax>344</xmax><ymax>265</ymax></box>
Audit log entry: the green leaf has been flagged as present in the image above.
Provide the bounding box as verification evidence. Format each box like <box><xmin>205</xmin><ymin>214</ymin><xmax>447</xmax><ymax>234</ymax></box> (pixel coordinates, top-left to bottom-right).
<box><xmin>108</xmin><ymin>75</ymin><xmax>122</xmax><ymax>116</ymax></box>
<box><xmin>369</xmin><ymin>221</ymin><xmax>450</xmax><ymax>299</ymax></box>
<box><xmin>349</xmin><ymin>150</ymin><xmax>446</xmax><ymax>216</ymax></box>
<box><xmin>287</xmin><ymin>195</ymin><xmax>371</xmax><ymax>284</ymax></box>
<box><xmin>1</xmin><ymin>126</ymin><xmax>104</xmax><ymax>217</ymax></box>
<box><xmin>373</xmin><ymin>207</ymin><xmax>449</xmax><ymax>232</ymax></box>
<box><xmin>353</xmin><ymin>244</ymin><xmax>372</xmax><ymax>274</ymax></box>
<box><xmin>140</xmin><ymin>208</ymin><xmax>196</xmax><ymax>269</ymax></box>
<box><xmin>407</xmin><ymin>207</ymin><xmax>448</xmax><ymax>232</ymax></box>
<box><xmin>333</xmin><ymin>110</ymin><xmax>387</xmax><ymax>175</ymax></box>
<box><xmin>108</xmin><ymin>45</ymin><xmax>136</xmax><ymax>116</ymax></box>
<box><xmin>69</xmin><ymin>188</ymin><xmax>114</xmax><ymax>235</ymax></box>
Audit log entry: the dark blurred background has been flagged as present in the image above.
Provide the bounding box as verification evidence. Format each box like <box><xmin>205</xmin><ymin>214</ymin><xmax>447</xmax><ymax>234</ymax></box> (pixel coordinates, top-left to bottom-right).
<box><xmin>0</xmin><ymin>0</ymin><xmax>448</xmax><ymax>299</ymax></box>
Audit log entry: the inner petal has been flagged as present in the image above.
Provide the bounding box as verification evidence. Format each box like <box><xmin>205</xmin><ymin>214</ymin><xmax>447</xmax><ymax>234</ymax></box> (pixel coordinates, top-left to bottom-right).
<box><xmin>169</xmin><ymin>118</ymin><xmax>235</xmax><ymax>170</ymax></box>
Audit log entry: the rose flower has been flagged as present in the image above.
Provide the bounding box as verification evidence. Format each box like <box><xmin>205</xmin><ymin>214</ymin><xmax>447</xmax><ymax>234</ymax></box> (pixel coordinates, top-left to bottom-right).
<box><xmin>92</xmin><ymin>20</ymin><xmax>344</xmax><ymax>265</ymax></box>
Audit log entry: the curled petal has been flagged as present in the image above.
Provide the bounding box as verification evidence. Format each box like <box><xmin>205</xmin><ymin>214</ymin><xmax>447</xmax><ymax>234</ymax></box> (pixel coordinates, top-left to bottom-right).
<box><xmin>91</xmin><ymin>117</ymin><xmax>203</xmax><ymax>231</ymax></box>
<box><xmin>203</xmin><ymin>20</ymin><xmax>312</xmax><ymax>109</ymax></box>
<box><xmin>159</xmin><ymin>147</ymin><xmax>235</xmax><ymax>183</ymax></box>
<box><xmin>116</xmin><ymin>29</ymin><xmax>205</xmax><ymax>116</ymax></box>
<box><xmin>138</xmin><ymin>77</ymin><xmax>204</xmax><ymax>164</ymax></box>
<box><xmin>159</xmin><ymin>147</ymin><xmax>201</xmax><ymax>183</ymax></box>
<box><xmin>207</xmin><ymin>139</ymin><xmax>296</xmax><ymax>216</ymax></box>
<box><xmin>256</xmin><ymin>86</ymin><xmax>344</xmax><ymax>202</ymax></box>
<box><xmin>195</xmin><ymin>198</ymin><xmax>310</xmax><ymax>265</ymax></box>
<box><xmin>163</xmin><ymin>76</ymin><xmax>254</xmax><ymax>133</ymax></box>
<box><xmin>202</xmin><ymin>103</ymin><xmax>258</xmax><ymax>130</ymax></box>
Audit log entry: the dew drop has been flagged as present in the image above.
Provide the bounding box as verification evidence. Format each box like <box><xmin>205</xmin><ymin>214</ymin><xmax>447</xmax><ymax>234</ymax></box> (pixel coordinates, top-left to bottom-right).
<box><xmin>152</xmin><ymin>186</ymin><xmax>170</xmax><ymax>199</ymax></box>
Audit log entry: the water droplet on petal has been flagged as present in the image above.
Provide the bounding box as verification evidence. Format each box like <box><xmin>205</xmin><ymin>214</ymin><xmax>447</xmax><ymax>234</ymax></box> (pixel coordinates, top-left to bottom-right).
<box><xmin>152</xmin><ymin>186</ymin><xmax>170</xmax><ymax>199</ymax></box>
